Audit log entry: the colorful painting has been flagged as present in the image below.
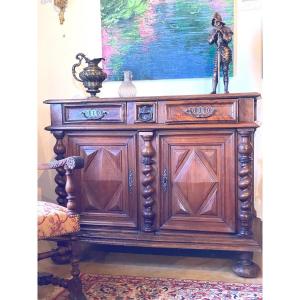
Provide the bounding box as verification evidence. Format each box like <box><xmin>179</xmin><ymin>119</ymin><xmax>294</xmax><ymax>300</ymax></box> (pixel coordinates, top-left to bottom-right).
<box><xmin>101</xmin><ymin>0</ymin><xmax>234</xmax><ymax>81</ymax></box>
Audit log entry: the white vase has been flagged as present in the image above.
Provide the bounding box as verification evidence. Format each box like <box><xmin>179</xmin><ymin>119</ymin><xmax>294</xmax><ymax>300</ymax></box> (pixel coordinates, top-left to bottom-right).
<box><xmin>118</xmin><ymin>70</ymin><xmax>137</xmax><ymax>97</ymax></box>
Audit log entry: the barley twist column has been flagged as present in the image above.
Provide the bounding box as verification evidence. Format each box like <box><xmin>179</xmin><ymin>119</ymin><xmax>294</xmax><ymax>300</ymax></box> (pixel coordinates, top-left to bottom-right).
<box><xmin>237</xmin><ymin>129</ymin><xmax>255</xmax><ymax>237</ymax></box>
<box><xmin>51</xmin><ymin>131</ymin><xmax>70</xmax><ymax>264</ymax></box>
<box><xmin>140</xmin><ymin>132</ymin><xmax>155</xmax><ymax>232</ymax></box>
<box><xmin>233</xmin><ymin>129</ymin><xmax>259</xmax><ymax>278</ymax></box>
<box><xmin>52</xmin><ymin>131</ymin><xmax>67</xmax><ymax>206</ymax></box>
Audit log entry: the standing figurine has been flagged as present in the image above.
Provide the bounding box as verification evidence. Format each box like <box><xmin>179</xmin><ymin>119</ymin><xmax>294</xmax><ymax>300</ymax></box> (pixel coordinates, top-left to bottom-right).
<box><xmin>208</xmin><ymin>12</ymin><xmax>233</xmax><ymax>94</ymax></box>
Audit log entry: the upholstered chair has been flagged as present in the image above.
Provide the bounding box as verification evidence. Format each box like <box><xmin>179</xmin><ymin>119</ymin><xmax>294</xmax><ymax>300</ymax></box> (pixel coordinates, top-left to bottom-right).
<box><xmin>38</xmin><ymin>156</ymin><xmax>86</xmax><ymax>300</ymax></box>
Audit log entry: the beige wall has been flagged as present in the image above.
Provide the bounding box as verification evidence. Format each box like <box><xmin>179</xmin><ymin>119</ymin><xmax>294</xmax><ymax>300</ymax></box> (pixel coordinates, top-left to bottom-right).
<box><xmin>38</xmin><ymin>0</ymin><xmax>262</xmax><ymax>218</ymax></box>
<box><xmin>38</xmin><ymin>0</ymin><xmax>102</xmax><ymax>201</ymax></box>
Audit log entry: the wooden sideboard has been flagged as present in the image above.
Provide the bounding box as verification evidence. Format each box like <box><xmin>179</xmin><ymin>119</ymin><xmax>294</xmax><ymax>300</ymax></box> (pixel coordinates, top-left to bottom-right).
<box><xmin>45</xmin><ymin>92</ymin><xmax>262</xmax><ymax>278</ymax></box>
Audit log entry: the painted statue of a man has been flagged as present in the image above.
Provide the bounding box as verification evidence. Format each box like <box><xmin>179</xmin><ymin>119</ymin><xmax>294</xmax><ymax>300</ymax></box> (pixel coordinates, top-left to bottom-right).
<box><xmin>208</xmin><ymin>12</ymin><xmax>233</xmax><ymax>94</ymax></box>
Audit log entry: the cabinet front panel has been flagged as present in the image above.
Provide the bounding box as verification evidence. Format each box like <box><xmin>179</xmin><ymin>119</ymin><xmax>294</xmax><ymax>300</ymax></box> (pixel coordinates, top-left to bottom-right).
<box><xmin>68</xmin><ymin>132</ymin><xmax>137</xmax><ymax>229</ymax></box>
<box><xmin>162</xmin><ymin>100</ymin><xmax>237</xmax><ymax>124</ymax></box>
<box><xmin>63</xmin><ymin>103</ymin><xmax>126</xmax><ymax>124</ymax></box>
<box><xmin>159</xmin><ymin>131</ymin><xmax>235</xmax><ymax>233</ymax></box>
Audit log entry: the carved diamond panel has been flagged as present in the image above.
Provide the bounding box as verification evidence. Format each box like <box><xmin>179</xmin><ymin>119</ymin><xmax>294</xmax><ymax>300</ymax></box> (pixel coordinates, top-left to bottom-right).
<box><xmin>160</xmin><ymin>132</ymin><xmax>235</xmax><ymax>233</ymax></box>
<box><xmin>82</xmin><ymin>147</ymin><xmax>124</xmax><ymax>212</ymax></box>
<box><xmin>201</xmin><ymin>149</ymin><xmax>218</xmax><ymax>173</ymax></box>
<box><xmin>172</xmin><ymin>149</ymin><xmax>218</xmax><ymax>216</ymax></box>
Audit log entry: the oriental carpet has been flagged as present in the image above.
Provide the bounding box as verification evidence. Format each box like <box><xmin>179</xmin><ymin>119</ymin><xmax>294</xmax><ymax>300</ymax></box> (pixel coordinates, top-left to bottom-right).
<box><xmin>50</xmin><ymin>273</ymin><xmax>262</xmax><ymax>300</ymax></box>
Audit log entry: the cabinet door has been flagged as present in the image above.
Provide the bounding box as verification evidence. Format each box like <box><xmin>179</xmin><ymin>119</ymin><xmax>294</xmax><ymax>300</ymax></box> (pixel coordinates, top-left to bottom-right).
<box><xmin>159</xmin><ymin>131</ymin><xmax>235</xmax><ymax>233</ymax></box>
<box><xmin>68</xmin><ymin>132</ymin><xmax>137</xmax><ymax>229</ymax></box>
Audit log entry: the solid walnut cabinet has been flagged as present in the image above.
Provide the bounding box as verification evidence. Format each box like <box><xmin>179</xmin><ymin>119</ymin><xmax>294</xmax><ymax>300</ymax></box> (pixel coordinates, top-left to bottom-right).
<box><xmin>45</xmin><ymin>92</ymin><xmax>262</xmax><ymax>278</ymax></box>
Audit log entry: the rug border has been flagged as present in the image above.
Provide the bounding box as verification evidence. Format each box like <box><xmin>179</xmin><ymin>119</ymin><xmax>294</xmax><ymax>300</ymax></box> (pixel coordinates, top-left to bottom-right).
<box><xmin>50</xmin><ymin>273</ymin><xmax>263</xmax><ymax>299</ymax></box>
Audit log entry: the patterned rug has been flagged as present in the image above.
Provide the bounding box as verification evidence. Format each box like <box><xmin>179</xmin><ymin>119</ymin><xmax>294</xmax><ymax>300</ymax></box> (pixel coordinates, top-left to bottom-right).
<box><xmin>51</xmin><ymin>273</ymin><xmax>262</xmax><ymax>300</ymax></box>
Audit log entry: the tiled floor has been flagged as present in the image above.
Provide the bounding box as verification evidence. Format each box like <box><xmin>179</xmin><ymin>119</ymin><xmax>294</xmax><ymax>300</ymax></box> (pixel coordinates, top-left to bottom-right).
<box><xmin>38</xmin><ymin>241</ymin><xmax>262</xmax><ymax>299</ymax></box>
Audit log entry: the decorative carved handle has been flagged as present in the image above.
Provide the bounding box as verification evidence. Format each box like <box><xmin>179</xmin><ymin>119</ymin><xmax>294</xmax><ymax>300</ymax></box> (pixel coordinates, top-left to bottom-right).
<box><xmin>161</xmin><ymin>168</ymin><xmax>168</xmax><ymax>192</ymax></box>
<box><xmin>81</xmin><ymin>109</ymin><xmax>108</xmax><ymax>120</ymax></box>
<box><xmin>128</xmin><ymin>169</ymin><xmax>134</xmax><ymax>192</ymax></box>
<box><xmin>72</xmin><ymin>53</ymin><xmax>89</xmax><ymax>82</ymax></box>
<box><xmin>184</xmin><ymin>106</ymin><xmax>215</xmax><ymax>118</ymax></box>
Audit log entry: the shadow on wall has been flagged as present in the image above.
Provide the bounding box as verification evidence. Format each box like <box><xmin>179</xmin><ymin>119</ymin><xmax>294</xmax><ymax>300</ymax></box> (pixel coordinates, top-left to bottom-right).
<box><xmin>38</xmin><ymin>169</ymin><xmax>57</xmax><ymax>203</ymax></box>
<box><xmin>254</xmin><ymin>158</ymin><xmax>263</xmax><ymax>219</ymax></box>
<box><xmin>251</xmin><ymin>30</ymin><xmax>263</xmax><ymax>79</ymax></box>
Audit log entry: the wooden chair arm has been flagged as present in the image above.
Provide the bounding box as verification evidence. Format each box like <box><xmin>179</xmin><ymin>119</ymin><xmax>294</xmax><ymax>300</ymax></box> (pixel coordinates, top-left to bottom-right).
<box><xmin>39</xmin><ymin>156</ymin><xmax>84</xmax><ymax>215</ymax></box>
<box><xmin>38</xmin><ymin>156</ymin><xmax>84</xmax><ymax>171</ymax></box>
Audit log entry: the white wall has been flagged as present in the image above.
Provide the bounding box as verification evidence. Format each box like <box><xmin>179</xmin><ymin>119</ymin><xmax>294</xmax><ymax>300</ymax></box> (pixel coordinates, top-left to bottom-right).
<box><xmin>38</xmin><ymin>0</ymin><xmax>262</xmax><ymax>217</ymax></box>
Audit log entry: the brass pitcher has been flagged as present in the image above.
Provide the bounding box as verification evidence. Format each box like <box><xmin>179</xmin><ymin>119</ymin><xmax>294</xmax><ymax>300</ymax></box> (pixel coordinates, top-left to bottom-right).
<box><xmin>72</xmin><ymin>53</ymin><xmax>107</xmax><ymax>97</ymax></box>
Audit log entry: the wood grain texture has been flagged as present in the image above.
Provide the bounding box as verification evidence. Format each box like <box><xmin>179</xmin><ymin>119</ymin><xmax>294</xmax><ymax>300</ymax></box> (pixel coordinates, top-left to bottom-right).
<box><xmin>159</xmin><ymin>131</ymin><xmax>235</xmax><ymax>233</ymax></box>
<box><xmin>163</xmin><ymin>99</ymin><xmax>237</xmax><ymax>123</ymax></box>
<box><xmin>44</xmin><ymin>92</ymin><xmax>260</xmax><ymax>104</ymax></box>
<box><xmin>67</xmin><ymin>132</ymin><xmax>138</xmax><ymax>229</ymax></box>
<box><xmin>63</xmin><ymin>103</ymin><xmax>126</xmax><ymax>124</ymax></box>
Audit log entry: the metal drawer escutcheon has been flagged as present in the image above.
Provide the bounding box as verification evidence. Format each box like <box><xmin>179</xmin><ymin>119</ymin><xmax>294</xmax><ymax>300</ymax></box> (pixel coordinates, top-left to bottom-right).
<box><xmin>81</xmin><ymin>109</ymin><xmax>108</xmax><ymax>120</ymax></box>
<box><xmin>128</xmin><ymin>169</ymin><xmax>134</xmax><ymax>192</ymax></box>
<box><xmin>138</xmin><ymin>105</ymin><xmax>154</xmax><ymax>122</ymax></box>
<box><xmin>161</xmin><ymin>168</ymin><xmax>168</xmax><ymax>192</ymax></box>
<box><xmin>184</xmin><ymin>106</ymin><xmax>215</xmax><ymax>118</ymax></box>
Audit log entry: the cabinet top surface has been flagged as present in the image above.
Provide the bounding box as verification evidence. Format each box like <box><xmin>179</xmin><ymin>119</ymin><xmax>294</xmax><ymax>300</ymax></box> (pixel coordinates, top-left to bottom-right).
<box><xmin>44</xmin><ymin>92</ymin><xmax>261</xmax><ymax>104</ymax></box>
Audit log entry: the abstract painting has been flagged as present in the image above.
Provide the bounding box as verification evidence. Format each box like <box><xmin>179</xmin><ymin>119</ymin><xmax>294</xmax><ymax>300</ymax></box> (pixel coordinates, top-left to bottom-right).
<box><xmin>101</xmin><ymin>0</ymin><xmax>234</xmax><ymax>81</ymax></box>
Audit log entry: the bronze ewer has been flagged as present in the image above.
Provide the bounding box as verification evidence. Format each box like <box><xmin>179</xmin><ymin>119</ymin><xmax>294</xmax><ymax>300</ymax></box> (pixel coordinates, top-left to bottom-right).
<box><xmin>72</xmin><ymin>53</ymin><xmax>107</xmax><ymax>97</ymax></box>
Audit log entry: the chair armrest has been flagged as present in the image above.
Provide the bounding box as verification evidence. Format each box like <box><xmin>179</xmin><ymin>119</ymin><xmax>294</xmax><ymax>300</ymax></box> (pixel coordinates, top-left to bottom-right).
<box><xmin>39</xmin><ymin>156</ymin><xmax>84</xmax><ymax>215</ymax></box>
<box><xmin>38</xmin><ymin>156</ymin><xmax>84</xmax><ymax>171</ymax></box>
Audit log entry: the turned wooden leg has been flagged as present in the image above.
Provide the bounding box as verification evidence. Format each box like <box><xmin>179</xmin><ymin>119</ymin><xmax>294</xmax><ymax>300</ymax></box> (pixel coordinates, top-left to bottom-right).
<box><xmin>68</xmin><ymin>236</ymin><xmax>86</xmax><ymax>300</ymax></box>
<box><xmin>51</xmin><ymin>240</ymin><xmax>72</xmax><ymax>264</ymax></box>
<box><xmin>232</xmin><ymin>252</ymin><xmax>260</xmax><ymax>278</ymax></box>
<box><xmin>51</xmin><ymin>131</ymin><xmax>72</xmax><ymax>265</ymax></box>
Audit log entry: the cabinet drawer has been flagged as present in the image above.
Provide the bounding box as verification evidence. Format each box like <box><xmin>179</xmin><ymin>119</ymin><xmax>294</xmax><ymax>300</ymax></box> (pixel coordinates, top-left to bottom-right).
<box><xmin>63</xmin><ymin>103</ymin><xmax>126</xmax><ymax>124</ymax></box>
<box><xmin>163</xmin><ymin>100</ymin><xmax>237</xmax><ymax>123</ymax></box>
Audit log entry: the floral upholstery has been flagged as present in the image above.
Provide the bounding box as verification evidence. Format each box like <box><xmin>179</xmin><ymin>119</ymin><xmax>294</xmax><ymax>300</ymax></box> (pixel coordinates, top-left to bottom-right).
<box><xmin>38</xmin><ymin>201</ymin><xmax>80</xmax><ymax>239</ymax></box>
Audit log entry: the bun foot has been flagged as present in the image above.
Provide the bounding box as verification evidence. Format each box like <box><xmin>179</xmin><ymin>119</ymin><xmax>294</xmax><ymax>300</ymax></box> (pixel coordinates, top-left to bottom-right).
<box><xmin>232</xmin><ymin>252</ymin><xmax>260</xmax><ymax>278</ymax></box>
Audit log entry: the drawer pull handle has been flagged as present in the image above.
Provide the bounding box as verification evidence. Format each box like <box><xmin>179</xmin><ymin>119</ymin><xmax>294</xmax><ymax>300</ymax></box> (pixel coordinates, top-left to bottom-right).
<box><xmin>161</xmin><ymin>168</ymin><xmax>168</xmax><ymax>192</ymax></box>
<box><xmin>184</xmin><ymin>106</ymin><xmax>215</xmax><ymax>118</ymax></box>
<box><xmin>81</xmin><ymin>109</ymin><xmax>108</xmax><ymax>120</ymax></box>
